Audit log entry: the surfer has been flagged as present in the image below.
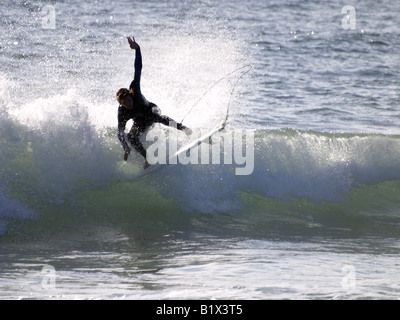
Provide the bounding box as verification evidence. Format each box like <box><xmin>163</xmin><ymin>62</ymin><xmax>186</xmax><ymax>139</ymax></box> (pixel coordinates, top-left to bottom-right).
<box><xmin>117</xmin><ymin>36</ymin><xmax>191</xmax><ymax>169</ymax></box>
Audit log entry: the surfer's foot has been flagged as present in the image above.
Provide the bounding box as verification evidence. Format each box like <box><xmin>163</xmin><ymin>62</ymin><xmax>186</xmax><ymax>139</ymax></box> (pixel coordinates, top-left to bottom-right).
<box><xmin>144</xmin><ymin>160</ymin><xmax>150</xmax><ymax>170</ymax></box>
<box><xmin>177</xmin><ymin>123</ymin><xmax>192</xmax><ymax>135</ymax></box>
<box><xmin>183</xmin><ymin>127</ymin><xmax>192</xmax><ymax>136</ymax></box>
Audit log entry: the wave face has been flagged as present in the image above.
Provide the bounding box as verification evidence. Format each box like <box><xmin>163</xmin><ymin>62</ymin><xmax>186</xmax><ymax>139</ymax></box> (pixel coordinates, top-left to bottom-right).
<box><xmin>1</xmin><ymin>84</ymin><xmax>400</xmax><ymax>238</ymax></box>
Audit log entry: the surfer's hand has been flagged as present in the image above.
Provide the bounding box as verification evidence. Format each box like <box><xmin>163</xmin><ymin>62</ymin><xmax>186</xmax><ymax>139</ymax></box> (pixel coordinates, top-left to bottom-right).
<box><xmin>124</xmin><ymin>147</ymin><xmax>131</xmax><ymax>161</ymax></box>
<box><xmin>127</xmin><ymin>36</ymin><xmax>139</xmax><ymax>50</ymax></box>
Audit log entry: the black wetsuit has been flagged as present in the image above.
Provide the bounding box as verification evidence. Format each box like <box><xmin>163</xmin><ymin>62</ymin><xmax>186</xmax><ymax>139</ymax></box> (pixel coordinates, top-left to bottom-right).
<box><xmin>117</xmin><ymin>47</ymin><xmax>184</xmax><ymax>158</ymax></box>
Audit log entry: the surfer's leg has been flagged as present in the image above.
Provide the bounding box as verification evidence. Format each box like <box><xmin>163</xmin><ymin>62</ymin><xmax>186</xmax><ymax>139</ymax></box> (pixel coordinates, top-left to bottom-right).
<box><xmin>127</xmin><ymin>125</ymin><xmax>147</xmax><ymax>159</ymax></box>
<box><xmin>152</xmin><ymin>113</ymin><xmax>192</xmax><ymax>134</ymax></box>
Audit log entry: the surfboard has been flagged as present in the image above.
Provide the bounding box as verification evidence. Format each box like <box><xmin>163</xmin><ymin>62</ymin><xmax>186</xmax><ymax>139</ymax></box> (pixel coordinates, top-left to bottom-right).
<box><xmin>133</xmin><ymin>125</ymin><xmax>223</xmax><ymax>179</ymax></box>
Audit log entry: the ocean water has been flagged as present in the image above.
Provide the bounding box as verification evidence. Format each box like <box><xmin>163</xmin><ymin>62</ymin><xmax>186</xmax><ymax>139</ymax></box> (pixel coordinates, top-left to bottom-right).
<box><xmin>1</xmin><ymin>0</ymin><xmax>400</xmax><ymax>300</ymax></box>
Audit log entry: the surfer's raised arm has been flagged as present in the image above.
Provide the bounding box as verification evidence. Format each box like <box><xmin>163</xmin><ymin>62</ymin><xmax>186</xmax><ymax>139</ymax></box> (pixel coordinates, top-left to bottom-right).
<box><xmin>127</xmin><ymin>37</ymin><xmax>142</xmax><ymax>95</ymax></box>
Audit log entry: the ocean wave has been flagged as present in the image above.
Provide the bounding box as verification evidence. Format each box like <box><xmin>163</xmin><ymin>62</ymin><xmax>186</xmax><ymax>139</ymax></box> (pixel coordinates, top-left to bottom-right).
<box><xmin>1</xmin><ymin>74</ymin><xmax>400</xmax><ymax>238</ymax></box>
<box><xmin>2</xmin><ymin>104</ymin><xmax>400</xmax><ymax>218</ymax></box>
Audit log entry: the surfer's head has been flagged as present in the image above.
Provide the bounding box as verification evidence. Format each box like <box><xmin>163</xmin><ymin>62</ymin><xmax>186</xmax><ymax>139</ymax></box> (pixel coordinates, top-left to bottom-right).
<box><xmin>117</xmin><ymin>88</ymin><xmax>134</xmax><ymax>110</ymax></box>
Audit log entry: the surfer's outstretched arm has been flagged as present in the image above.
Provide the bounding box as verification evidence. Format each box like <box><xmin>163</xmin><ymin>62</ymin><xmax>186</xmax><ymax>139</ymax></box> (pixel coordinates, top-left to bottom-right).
<box><xmin>117</xmin><ymin>116</ymin><xmax>131</xmax><ymax>160</ymax></box>
<box><xmin>127</xmin><ymin>37</ymin><xmax>142</xmax><ymax>95</ymax></box>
